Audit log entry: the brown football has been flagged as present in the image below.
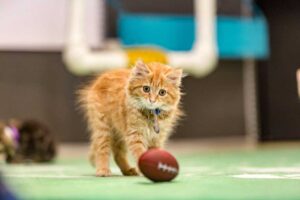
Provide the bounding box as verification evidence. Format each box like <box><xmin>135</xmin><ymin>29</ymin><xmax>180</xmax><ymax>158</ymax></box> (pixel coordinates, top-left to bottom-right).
<box><xmin>138</xmin><ymin>148</ymin><xmax>179</xmax><ymax>182</ymax></box>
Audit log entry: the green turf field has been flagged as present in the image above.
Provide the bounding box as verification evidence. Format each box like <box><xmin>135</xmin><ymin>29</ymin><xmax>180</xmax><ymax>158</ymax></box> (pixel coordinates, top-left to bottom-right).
<box><xmin>1</xmin><ymin>146</ymin><xmax>300</xmax><ymax>200</ymax></box>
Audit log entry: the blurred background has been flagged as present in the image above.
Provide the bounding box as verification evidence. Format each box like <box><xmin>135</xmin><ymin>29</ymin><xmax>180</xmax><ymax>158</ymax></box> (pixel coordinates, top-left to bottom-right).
<box><xmin>0</xmin><ymin>0</ymin><xmax>300</xmax><ymax>143</ymax></box>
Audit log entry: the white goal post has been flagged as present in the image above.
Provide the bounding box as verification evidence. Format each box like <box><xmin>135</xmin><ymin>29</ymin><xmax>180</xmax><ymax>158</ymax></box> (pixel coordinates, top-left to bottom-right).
<box><xmin>63</xmin><ymin>0</ymin><xmax>218</xmax><ymax>77</ymax></box>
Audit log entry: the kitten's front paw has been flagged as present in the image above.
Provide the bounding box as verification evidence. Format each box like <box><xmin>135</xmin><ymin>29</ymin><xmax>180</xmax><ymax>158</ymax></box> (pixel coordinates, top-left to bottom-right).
<box><xmin>122</xmin><ymin>167</ymin><xmax>140</xmax><ymax>176</ymax></box>
<box><xmin>96</xmin><ymin>168</ymin><xmax>112</xmax><ymax>177</ymax></box>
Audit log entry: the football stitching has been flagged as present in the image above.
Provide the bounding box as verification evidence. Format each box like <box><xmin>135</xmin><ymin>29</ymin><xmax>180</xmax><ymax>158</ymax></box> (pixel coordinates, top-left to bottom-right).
<box><xmin>157</xmin><ymin>162</ymin><xmax>178</xmax><ymax>174</ymax></box>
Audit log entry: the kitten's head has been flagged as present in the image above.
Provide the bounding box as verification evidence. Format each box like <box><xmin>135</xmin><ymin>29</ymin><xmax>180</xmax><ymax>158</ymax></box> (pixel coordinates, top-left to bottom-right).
<box><xmin>127</xmin><ymin>60</ymin><xmax>183</xmax><ymax>111</ymax></box>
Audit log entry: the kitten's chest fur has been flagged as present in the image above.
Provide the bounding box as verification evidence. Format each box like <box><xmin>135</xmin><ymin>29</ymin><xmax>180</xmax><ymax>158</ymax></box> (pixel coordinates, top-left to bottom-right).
<box><xmin>112</xmin><ymin>103</ymin><xmax>173</xmax><ymax>146</ymax></box>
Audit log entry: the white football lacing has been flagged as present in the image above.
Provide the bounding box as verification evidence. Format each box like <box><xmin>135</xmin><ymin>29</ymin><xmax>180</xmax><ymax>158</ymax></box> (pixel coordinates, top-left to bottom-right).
<box><xmin>157</xmin><ymin>162</ymin><xmax>178</xmax><ymax>174</ymax></box>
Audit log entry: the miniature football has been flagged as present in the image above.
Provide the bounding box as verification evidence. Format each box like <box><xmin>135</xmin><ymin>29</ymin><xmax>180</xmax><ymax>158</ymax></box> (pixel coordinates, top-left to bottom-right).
<box><xmin>138</xmin><ymin>148</ymin><xmax>179</xmax><ymax>182</ymax></box>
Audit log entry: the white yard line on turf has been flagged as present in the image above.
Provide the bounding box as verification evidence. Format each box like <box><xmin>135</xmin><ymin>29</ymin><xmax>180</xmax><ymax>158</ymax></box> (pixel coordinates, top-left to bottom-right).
<box><xmin>232</xmin><ymin>173</ymin><xmax>300</xmax><ymax>179</ymax></box>
<box><xmin>239</xmin><ymin>167</ymin><xmax>300</xmax><ymax>173</ymax></box>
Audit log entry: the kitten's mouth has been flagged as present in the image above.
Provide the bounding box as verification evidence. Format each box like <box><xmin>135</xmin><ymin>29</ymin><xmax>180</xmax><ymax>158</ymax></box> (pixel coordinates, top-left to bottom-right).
<box><xmin>145</xmin><ymin>104</ymin><xmax>158</xmax><ymax>110</ymax></box>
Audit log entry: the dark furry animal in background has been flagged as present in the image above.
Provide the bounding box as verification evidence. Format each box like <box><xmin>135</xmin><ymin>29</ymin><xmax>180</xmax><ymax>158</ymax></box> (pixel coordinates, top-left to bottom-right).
<box><xmin>0</xmin><ymin>119</ymin><xmax>57</xmax><ymax>163</ymax></box>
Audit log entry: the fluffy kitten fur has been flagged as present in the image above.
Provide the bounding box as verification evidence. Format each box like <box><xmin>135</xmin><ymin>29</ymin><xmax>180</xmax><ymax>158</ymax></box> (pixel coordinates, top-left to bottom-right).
<box><xmin>79</xmin><ymin>61</ymin><xmax>183</xmax><ymax>177</ymax></box>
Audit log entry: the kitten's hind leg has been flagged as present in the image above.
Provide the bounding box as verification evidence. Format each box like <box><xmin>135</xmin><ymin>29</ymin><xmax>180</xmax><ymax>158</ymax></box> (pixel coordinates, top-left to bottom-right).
<box><xmin>85</xmin><ymin>98</ymin><xmax>112</xmax><ymax>177</ymax></box>
<box><xmin>112</xmin><ymin>139</ymin><xmax>139</xmax><ymax>176</ymax></box>
<box><xmin>91</xmin><ymin>133</ymin><xmax>111</xmax><ymax>177</ymax></box>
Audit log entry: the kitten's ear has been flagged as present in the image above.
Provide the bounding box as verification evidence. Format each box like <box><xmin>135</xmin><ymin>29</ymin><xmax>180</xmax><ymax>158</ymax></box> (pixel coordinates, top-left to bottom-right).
<box><xmin>166</xmin><ymin>68</ymin><xmax>183</xmax><ymax>87</ymax></box>
<box><xmin>131</xmin><ymin>59</ymin><xmax>150</xmax><ymax>78</ymax></box>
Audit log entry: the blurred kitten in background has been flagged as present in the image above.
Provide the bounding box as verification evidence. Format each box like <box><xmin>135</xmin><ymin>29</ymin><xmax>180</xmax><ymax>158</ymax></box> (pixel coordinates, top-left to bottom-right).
<box><xmin>79</xmin><ymin>60</ymin><xmax>184</xmax><ymax>177</ymax></box>
<box><xmin>0</xmin><ymin>119</ymin><xmax>56</xmax><ymax>163</ymax></box>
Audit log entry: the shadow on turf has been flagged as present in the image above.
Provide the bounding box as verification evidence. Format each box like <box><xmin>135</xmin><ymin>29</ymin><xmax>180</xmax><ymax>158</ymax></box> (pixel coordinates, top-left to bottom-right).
<box><xmin>82</xmin><ymin>174</ymin><xmax>125</xmax><ymax>178</ymax></box>
<box><xmin>137</xmin><ymin>180</ymin><xmax>180</xmax><ymax>185</ymax></box>
<box><xmin>82</xmin><ymin>173</ymin><xmax>181</xmax><ymax>182</ymax></box>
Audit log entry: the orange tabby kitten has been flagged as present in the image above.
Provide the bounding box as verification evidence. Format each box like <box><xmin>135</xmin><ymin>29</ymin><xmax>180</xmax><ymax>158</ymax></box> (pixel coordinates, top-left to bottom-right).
<box><xmin>79</xmin><ymin>60</ymin><xmax>183</xmax><ymax>177</ymax></box>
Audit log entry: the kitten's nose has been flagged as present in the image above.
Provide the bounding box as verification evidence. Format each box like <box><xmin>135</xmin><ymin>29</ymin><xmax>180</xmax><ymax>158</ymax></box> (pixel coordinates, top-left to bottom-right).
<box><xmin>149</xmin><ymin>98</ymin><xmax>156</xmax><ymax>104</ymax></box>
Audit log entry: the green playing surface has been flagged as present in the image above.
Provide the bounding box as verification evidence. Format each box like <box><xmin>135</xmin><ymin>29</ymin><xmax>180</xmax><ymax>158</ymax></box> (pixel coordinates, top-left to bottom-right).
<box><xmin>1</xmin><ymin>146</ymin><xmax>300</xmax><ymax>200</ymax></box>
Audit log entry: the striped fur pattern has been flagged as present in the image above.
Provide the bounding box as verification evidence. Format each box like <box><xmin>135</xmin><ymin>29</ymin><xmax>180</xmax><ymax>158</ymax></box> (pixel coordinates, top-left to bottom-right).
<box><xmin>79</xmin><ymin>61</ymin><xmax>183</xmax><ymax>177</ymax></box>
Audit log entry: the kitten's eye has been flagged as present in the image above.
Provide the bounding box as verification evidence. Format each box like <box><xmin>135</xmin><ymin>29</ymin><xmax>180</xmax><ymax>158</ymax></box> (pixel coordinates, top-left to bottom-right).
<box><xmin>159</xmin><ymin>89</ymin><xmax>167</xmax><ymax>96</ymax></box>
<box><xmin>143</xmin><ymin>86</ymin><xmax>151</xmax><ymax>93</ymax></box>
